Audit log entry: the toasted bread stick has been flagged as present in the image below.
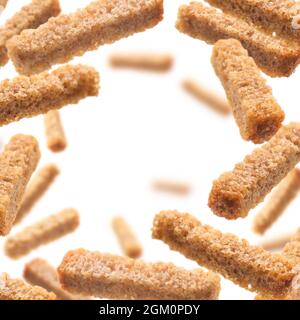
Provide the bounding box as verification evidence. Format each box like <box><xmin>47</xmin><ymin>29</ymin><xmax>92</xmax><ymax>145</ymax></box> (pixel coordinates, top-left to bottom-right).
<box><xmin>112</xmin><ymin>216</ymin><xmax>142</xmax><ymax>258</ymax></box>
<box><xmin>284</xmin><ymin>230</ymin><xmax>300</xmax><ymax>300</ymax></box>
<box><xmin>212</xmin><ymin>39</ymin><xmax>284</xmax><ymax>143</ymax></box>
<box><xmin>152</xmin><ymin>210</ymin><xmax>297</xmax><ymax>298</ymax></box>
<box><xmin>176</xmin><ymin>2</ymin><xmax>300</xmax><ymax>77</ymax></box>
<box><xmin>182</xmin><ymin>79</ymin><xmax>230</xmax><ymax>115</ymax></box>
<box><xmin>205</xmin><ymin>0</ymin><xmax>300</xmax><ymax>40</ymax></box>
<box><xmin>109</xmin><ymin>52</ymin><xmax>173</xmax><ymax>71</ymax></box>
<box><xmin>0</xmin><ymin>273</ymin><xmax>56</xmax><ymax>300</ymax></box>
<box><xmin>4</xmin><ymin>208</ymin><xmax>79</xmax><ymax>259</ymax></box>
<box><xmin>0</xmin><ymin>0</ymin><xmax>60</xmax><ymax>67</ymax></box>
<box><xmin>58</xmin><ymin>249</ymin><xmax>221</xmax><ymax>300</ymax></box>
<box><xmin>259</xmin><ymin>232</ymin><xmax>295</xmax><ymax>251</ymax></box>
<box><xmin>256</xmin><ymin>228</ymin><xmax>300</xmax><ymax>299</ymax></box>
<box><xmin>44</xmin><ymin>111</ymin><xmax>67</xmax><ymax>152</ymax></box>
<box><xmin>152</xmin><ymin>179</ymin><xmax>191</xmax><ymax>195</ymax></box>
<box><xmin>253</xmin><ymin>169</ymin><xmax>300</xmax><ymax>234</ymax></box>
<box><xmin>24</xmin><ymin>258</ymin><xmax>82</xmax><ymax>300</ymax></box>
<box><xmin>0</xmin><ymin>64</ymin><xmax>99</xmax><ymax>126</ymax></box>
<box><xmin>0</xmin><ymin>135</ymin><xmax>40</xmax><ymax>236</ymax></box>
<box><xmin>14</xmin><ymin>164</ymin><xmax>60</xmax><ymax>224</ymax></box>
<box><xmin>208</xmin><ymin>123</ymin><xmax>300</xmax><ymax>220</ymax></box>
<box><xmin>7</xmin><ymin>0</ymin><xmax>164</xmax><ymax>75</ymax></box>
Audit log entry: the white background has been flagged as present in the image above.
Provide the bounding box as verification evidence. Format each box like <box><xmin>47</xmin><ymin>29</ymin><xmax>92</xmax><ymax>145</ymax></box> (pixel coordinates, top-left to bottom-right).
<box><xmin>1</xmin><ymin>0</ymin><xmax>300</xmax><ymax>300</ymax></box>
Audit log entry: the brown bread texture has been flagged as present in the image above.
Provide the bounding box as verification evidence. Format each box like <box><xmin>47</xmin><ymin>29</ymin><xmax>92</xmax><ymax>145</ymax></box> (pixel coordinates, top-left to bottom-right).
<box><xmin>7</xmin><ymin>0</ymin><xmax>164</xmax><ymax>75</ymax></box>
<box><xmin>112</xmin><ymin>216</ymin><xmax>142</xmax><ymax>258</ymax></box>
<box><xmin>282</xmin><ymin>228</ymin><xmax>300</xmax><ymax>262</ymax></box>
<box><xmin>0</xmin><ymin>135</ymin><xmax>40</xmax><ymax>236</ymax></box>
<box><xmin>256</xmin><ymin>228</ymin><xmax>300</xmax><ymax>299</ymax></box>
<box><xmin>253</xmin><ymin>169</ymin><xmax>300</xmax><ymax>234</ymax></box>
<box><xmin>4</xmin><ymin>208</ymin><xmax>80</xmax><ymax>259</ymax></box>
<box><xmin>0</xmin><ymin>64</ymin><xmax>99</xmax><ymax>126</ymax></box>
<box><xmin>176</xmin><ymin>2</ymin><xmax>300</xmax><ymax>77</ymax></box>
<box><xmin>15</xmin><ymin>164</ymin><xmax>60</xmax><ymax>224</ymax></box>
<box><xmin>24</xmin><ymin>258</ymin><xmax>81</xmax><ymax>300</ymax></box>
<box><xmin>0</xmin><ymin>0</ymin><xmax>60</xmax><ymax>67</ymax></box>
<box><xmin>211</xmin><ymin>39</ymin><xmax>284</xmax><ymax>143</ymax></box>
<box><xmin>0</xmin><ymin>273</ymin><xmax>56</xmax><ymax>300</ymax></box>
<box><xmin>152</xmin><ymin>210</ymin><xmax>297</xmax><ymax>298</ymax></box>
<box><xmin>208</xmin><ymin>123</ymin><xmax>300</xmax><ymax>219</ymax></box>
<box><xmin>205</xmin><ymin>0</ymin><xmax>300</xmax><ymax>39</ymax></box>
<box><xmin>44</xmin><ymin>111</ymin><xmax>67</xmax><ymax>152</ymax></box>
<box><xmin>58</xmin><ymin>249</ymin><xmax>221</xmax><ymax>300</ymax></box>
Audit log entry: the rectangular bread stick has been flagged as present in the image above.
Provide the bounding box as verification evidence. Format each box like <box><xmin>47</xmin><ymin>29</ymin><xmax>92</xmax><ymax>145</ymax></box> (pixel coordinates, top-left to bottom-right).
<box><xmin>44</xmin><ymin>111</ymin><xmax>67</xmax><ymax>152</ymax></box>
<box><xmin>0</xmin><ymin>0</ymin><xmax>61</xmax><ymax>67</ymax></box>
<box><xmin>14</xmin><ymin>164</ymin><xmax>60</xmax><ymax>224</ymax></box>
<box><xmin>109</xmin><ymin>52</ymin><xmax>173</xmax><ymax>71</ymax></box>
<box><xmin>205</xmin><ymin>0</ymin><xmax>300</xmax><ymax>40</ymax></box>
<box><xmin>182</xmin><ymin>79</ymin><xmax>230</xmax><ymax>115</ymax></box>
<box><xmin>152</xmin><ymin>179</ymin><xmax>191</xmax><ymax>195</ymax></box>
<box><xmin>0</xmin><ymin>64</ymin><xmax>99</xmax><ymax>126</ymax></box>
<box><xmin>152</xmin><ymin>210</ymin><xmax>298</xmax><ymax>298</ymax></box>
<box><xmin>208</xmin><ymin>123</ymin><xmax>300</xmax><ymax>220</ymax></box>
<box><xmin>7</xmin><ymin>0</ymin><xmax>164</xmax><ymax>75</ymax></box>
<box><xmin>0</xmin><ymin>135</ymin><xmax>40</xmax><ymax>236</ymax></box>
<box><xmin>259</xmin><ymin>232</ymin><xmax>295</xmax><ymax>251</ymax></box>
<box><xmin>176</xmin><ymin>2</ymin><xmax>300</xmax><ymax>77</ymax></box>
<box><xmin>0</xmin><ymin>273</ymin><xmax>56</xmax><ymax>300</ymax></box>
<box><xmin>256</xmin><ymin>228</ymin><xmax>300</xmax><ymax>299</ymax></box>
<box><xmin>24</xmin><ymin>258</ymin><xmax>82</xmax><ymax>300</ymax></box>
<box><xmin>112</xmin><ymin>216</ymin><xmax>142</xmax><ymax>258</ymax></box>
<box><xmin>211</xmin><ymin>39</ymin><xmax>284</xmax><ymax>143</ymax></box>
<box><xmin>4</xmin><ymin>208</ymin><xmax>80</xmax><ymax>259</ymax></box>
<box><xmin>58</xmin><ymin>249</ymin><xmax>221</xmax><ymax>300</ymax></box>
<box><xmin>253</xmin><ymin>169</ymin><xmax>300</xmax><ymax>234</ymax></box>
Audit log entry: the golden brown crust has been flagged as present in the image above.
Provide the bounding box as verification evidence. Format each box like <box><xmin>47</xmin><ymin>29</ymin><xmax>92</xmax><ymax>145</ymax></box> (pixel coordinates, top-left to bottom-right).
<box><xmin>208</xmin><ymin>123</ymin><xmax>300</xmax><ymax>219</ymax></box>
<box><xmin>253</xmin><ymin>169</ymin><xmax>300</xmax><ymax>234</ymax></box>
<box><xmin>4</xmin><ymin>208</ymin><xmax>79</xmax><ymax>259</ymax></box>
<box><xmin>205</xmin><ymin>0</ymin><xmax>300</xmax><ymax>40</ymax></box>
<box><xmin>44</xmin><ymin>111</ymin><xmax>67</xmax><ymax>152</ymax></box>
<box><xmin>176</xmin><ymin>2</ymin><xmax>300</xmax><ymax>77</ymax></box>
<box><xmin>282</xmin><ymin>228</ymin><xmax>300</xmax><ymax>261</ymax></box>
<box><xmin>58</xmin><ymin>249</ymin><xmax>221</xmax><ymax>300</ymax></box>
<box><xmin>0</xmin><ymin>64</ymin><xmax>99</xmax><ymax>126</ymax></box>
<box><xmin>14</xmin><ymin>164</ymin><xmax>60</xmax><ymax>224</ymax></box>
<box><xmin>7</xmin><ymin>0</ymin><xmax>164</xmax><ymax>75</ymax></box>
<box><xmin>182</xmin><ymin>78</ymin><xmax>230</xmax><ymax>115</ymax></box>
<box><xmin>0</xmin><ymin>273</ymin><xmax>56</xmax><ymax>300</ymax></box>
<box><xmin>0</xmin><ymin>0</ymin><xmax>60</xmax><ymax>67</ymax></box>
<box><xmin>152</xmin><ymin>210</ymin><xmax>298</xmax><ymax>298</ymax></box>
<box><xmin>109</xmin><ymin>52</ymin><xmax>173</xmax><ymax>71</ymax></box>
<box><xmin>0</xmin><ymin>135</ymin><xmax>40</xmax><ymax>236</ymax></box>
<box><xmin>256</xmin><ymin>228</ymin><xmax>300</xmax><ymax>299</ymax></box>
<box><xmin>24</xmin><ymin>258</ymin><xmax>80</xmax><ymax>300</ymax></box>
<box><xmin>211</xmin><ymin>39</ymin><xmax>284</xmax><ymax>143</ymax></box>
<box><xmin>112</xmin><ymin>216</ymin><xmax>142</xmax><ymax>258</ymax></box>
